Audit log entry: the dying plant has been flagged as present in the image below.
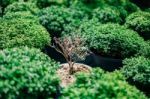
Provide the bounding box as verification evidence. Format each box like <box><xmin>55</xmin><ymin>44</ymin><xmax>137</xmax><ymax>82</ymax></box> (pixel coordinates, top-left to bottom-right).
<box><xmin>51</xmin><ymin>35</ymin><xmax>89</xmax><ymax>74</ymax></box>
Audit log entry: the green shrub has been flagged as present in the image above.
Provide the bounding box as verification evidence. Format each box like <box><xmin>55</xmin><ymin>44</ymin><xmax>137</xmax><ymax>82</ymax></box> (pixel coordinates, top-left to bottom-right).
<box><xmin>122</xmin><ymin>56</ymin><xmax>150</xmax><ymax>93</ymax></box>
<box><xmin>0</xmin><ymin>47</ymin><xmax>59</xmax><ymax>99</ymax></box>
<box><xmin>0</xmin><ymin>14</ymin><xmax>50</xmax><ymax>49</ymax></box>
<box><xmin>1</xmin><ymin>0</ymin><xmax>18</xmax><ymax>9</ymax></box>
<box><xmin>145</xmin><ymin>8</ymin><xmax>150</xmax><ymax>13</ymax></box>
<box><xmin>4</xmin><ymin>2</ymin><xmax>39</xmax><ymax>14</ymax></box>
<box><xmin>61</xmin><ymin>68</ymin><xmax>147</xmax><ymax>99</ymax></box>
<box><xmin>92</xmin><ymin>7</ymin><xmax>122</xmax><ymax>23</ymax></box>
<box><xmin>39</xmin><ymin>5</ymin><xmax>85</xmax><ymax>37</ymax></box>
<box><xmin>34</xmin><ymin>0</ymin><xmax>65</xmax><ymax>8</ymax></box>
<box><xmin>123</xmin><ymin>2</ymin><xmax>140</xmax><ymax>14</ymax></box>
<box><xmin>79</xmin><ymin>22</ymin><xmax>148</xmax><ymax>59</ymax></box>
<box><xmin>3</xmin><ymin>11</ymin><xmax>39</xmax><ymax>22</ymax></box>
<box><xmin>103</xmin><ymin>0</ymin><xmax>140</xmax><ymax>23</ymax></box>
<box><xmin>125</xmin><ymin>11</ymin><xmax>150</xmax><ymax>37</ymax></box>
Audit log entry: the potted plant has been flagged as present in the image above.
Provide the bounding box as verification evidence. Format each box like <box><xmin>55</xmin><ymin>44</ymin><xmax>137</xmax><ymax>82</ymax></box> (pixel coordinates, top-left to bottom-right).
<box><xmin>51</xmin><ymin>35</ymin><xmax>92</xmax><ymax>87</ymax></box>
<box><xmin>77</xmin><ymin>22</ymin><xmax>149</xmax><ymax>71</ymax></box>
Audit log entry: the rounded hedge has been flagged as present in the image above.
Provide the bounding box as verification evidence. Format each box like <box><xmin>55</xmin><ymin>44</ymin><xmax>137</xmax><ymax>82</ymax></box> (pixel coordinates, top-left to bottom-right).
<box><xmin>125</xmin><ymin>11</ymin><xmax>150</xmax><ymax>39</ymax></box>
<box><xmin>79</xmin><ymin>22</ymin><xmax>148</xmax><ymax>59</ymax></box>
<box><xmin>92</xmin><ymin>7</ymin><xmax>121</xmax><ymax>23</ymax></box>
<box><xmin>39</xmin><ymin>5</ymin><xmax>85</xmax><ymax>37</ymax></box>
<box><xmin>61</xmin><ymin>68</ymin><xmax>147</xmax><ymax>99</ymax></box>
<box><xmin>122</xmin><ymin>56</ymin><xmax>150</xmax><ymax>92</ymax></box>
<box><xmin>0</xmin><ymin>47</ymin><xmax>60</xmax><ymax>98</ymax></box>
<box><xmin>0</xmin><ymin>14</ymin><xmax>50</xmax><ymax>49</ymax></box>
<box><xmin>4</xmin><ymin>2</ymin><xmax>39</xmax><ymax>14</ymax></box>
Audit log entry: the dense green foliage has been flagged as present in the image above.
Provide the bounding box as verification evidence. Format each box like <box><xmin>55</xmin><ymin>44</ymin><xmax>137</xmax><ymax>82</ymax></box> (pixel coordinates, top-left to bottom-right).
<box><xmin>122</xmin><ymin>56</ymin><xmax>150</xmax><ymax>90</ymax></box>
<box><xmin>78</xmin><ymin>22</ymin><xmax>148</xmax><ymax>59</ymax></box>
<box><xmin>0</xmin><ymin>0</ymin><xmax>149</xmax><ymax>98</ymax></box>
<box><xmin>0</xmin><ymin>13</ymin><xmax>50</xmax><ymax>49</ymax></box>
<box><xmin>39</xmin><ymin>5</ymin><xmax>85</xmax><ymax>37</ymax></box>
<box><xmin>92</xmin><ymin>7</ymin><xmax>122</xmax><ymax>23</ymax></box>
<box><xmin>61</xmin><ymin>68</ymin><xmax>147</xmax><ymax>99</ymax></box>
<box><xmin>0</xmin><ymin>47</ymin><xmax>59</xmax><ymax>99</ymax></box>
<box><xmin>35</xmin><ymin>0</ymin><xmax>65</xmax><ymax>8</ymax></box>
<box><xmin>125</xmin><ymin>11</ymin><xmax>150</xmax><ymax>38</ymax></box>
<box><xmin>3</xmin><ymin>11</ymin><xmax>38</xmax><ymax>22</ymax></box>
<box><xmin>4</xmin><ymin>2</ymin><xmax>39</xmax><ymax>14</ymax></box>
<box><xmin>1</xmin><ymin>0</ymin><xmax>18</xmax><ymax>9</ymax></box>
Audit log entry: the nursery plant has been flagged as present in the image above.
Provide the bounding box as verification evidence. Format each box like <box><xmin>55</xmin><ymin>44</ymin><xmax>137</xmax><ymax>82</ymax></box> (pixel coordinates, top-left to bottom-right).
<box><xmin>0</xmin><ymin>47</ymin><xmax>60</xmax><ymax>99</ymax></box>
<box><xmin>122</xmin><ymin>56</ymin><xmax>150</xmax><ymax>94</ymax></box>
<box><xmin>52</xmin><ymin>36</ymin><xmax>89</xmax><ymax>74</ymax></box>
<box><xmin>61</xmin><ymin>68</ymin><xmax>147</xmax><ymax>99</ymax></box>
<box><xmin>0</xmin><ymin>13</ymin><xmax>50</xmax><ymax>49</ymax></box>
<box><xmin>78</xmin><ymin>22</ymin><xmax>149</xmax><ymax>59</ymax></box>
<box><xmin>125</xmin><ymin>11</ymin><xmax>150</xmax><ymax>39</ymax></box>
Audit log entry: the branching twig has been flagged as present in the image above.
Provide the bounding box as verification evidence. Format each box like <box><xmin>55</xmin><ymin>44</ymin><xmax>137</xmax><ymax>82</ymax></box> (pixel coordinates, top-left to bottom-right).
<box><xmin>51</xmin><ymin>36</ymin><xmax>89</xmax><ymax>74</ymax></box>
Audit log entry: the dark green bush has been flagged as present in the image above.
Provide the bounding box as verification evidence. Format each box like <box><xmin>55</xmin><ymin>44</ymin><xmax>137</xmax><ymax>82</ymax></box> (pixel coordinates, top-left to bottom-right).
<box><xmin>39</xmin><ymin>5</ymin><xmax>85</xmax><ymax>37</ymax></box>
<box><xmin>34</xmin><ymin>0</ymin><xmax>65</xmax><ymax>8</ymax></box>
<box><xmin>1</xmin><ymin>0</ymin><xmax>18</xmax><ymax>9</ymax></box>
<box><xmin>0</xmin><ymin>13</ymin><xmax>50</xmax><ymax>49</ymax></box>
<box><xmin>125</xmin><ymin>11</ymin><xmax>150</xmax><ymax>38</ymax></box>
<box><xmin>79</xmin><ymin>22</ymin><xmax>148</xmax><ymax>59</ymax></box>
<box><xmin>0</xmin><ymin>47</ymin><xmax>59</xmax><ymax>99</ymax></box>
<box><xmin>103</xmin><ymin>0</ymin><xmax>140</xmax><ymax>22</ymax></box>
<box><xmin>92</xmin><ymin>7</ymin><xmax>122</xmax><ymax>23</ymax></box>
<box><xmin>61</xmin><ymin>68</ymin><xmax>147</xmax><ymax>99</ymax></box>
<box><xmin>4</xmin><ymin>2</ymin><xmax>39</xmax><ymax>14</ymax></box>
<box><xmin>0</xmin><ymin>0</ymin><xmax>20</xmax><ymax>16</ymax></box>
<box><xmin>122</xmin><ymin>56</ymin><xmax>150</xmax><ymax>93</ymax></box>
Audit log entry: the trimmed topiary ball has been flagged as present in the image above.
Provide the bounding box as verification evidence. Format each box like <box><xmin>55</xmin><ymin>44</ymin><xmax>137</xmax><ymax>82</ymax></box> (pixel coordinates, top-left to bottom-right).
<box><xmin>0</xmin><ymin>13</ymin><xmax>50</xmax><ymax>49</ymax></box>
<box><xmin>125</xmin><ymin>11</ymin><xmax>150</xmax><ymax>39</ymax></box>
<box><xmin>39</xmin><ymin>5</ymin><xmax>85</xmax><ymax>37</ymax></box>
<box><xmin>92</xmin><ymin>7</ymin><xmax>122</xmax><ymax>23</ymax></box>
<box><xmin>79</xmin><ymin>22</ymin><xmax>148</xmax><ymax>59</ymax></box>
<box><xmin>61</xmin><ymin>68</ymin><xmax>147</xmax><ymax>99</ymax></box>
<box><xmin>0</xmin><ymin>47</ymin><xmax>60</xmax><ymax>99</ymax></box>
<box><xmin>4</xmin><ymin>2</ymin><xmax>39</xmax><ymax>15</ymax></box>
<box><xmin>122</xmin><ymin>56</ymin><xmax>150</xmax><ymax>94</ymax></box>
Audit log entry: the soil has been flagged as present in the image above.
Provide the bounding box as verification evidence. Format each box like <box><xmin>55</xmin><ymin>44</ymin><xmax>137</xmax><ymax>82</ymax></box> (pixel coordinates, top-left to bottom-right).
<box><xmin>57</xmin><ymin>63</ymin><xmax>92</xmax><ymax>87</ymax></box>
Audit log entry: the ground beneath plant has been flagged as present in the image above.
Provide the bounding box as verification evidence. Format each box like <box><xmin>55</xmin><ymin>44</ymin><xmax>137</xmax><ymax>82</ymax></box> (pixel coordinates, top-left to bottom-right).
<box><xmin>57</xmin><ymin>63</ymin><xmax>92</xmax><ymax>87</ymax></box>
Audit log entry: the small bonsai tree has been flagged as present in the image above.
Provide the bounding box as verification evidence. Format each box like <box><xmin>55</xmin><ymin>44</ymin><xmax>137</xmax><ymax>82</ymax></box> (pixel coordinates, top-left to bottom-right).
<box><xmin>51</xmin><ymin>36</ymin><xmax>89</xmax><ymax>74</ymax></box>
